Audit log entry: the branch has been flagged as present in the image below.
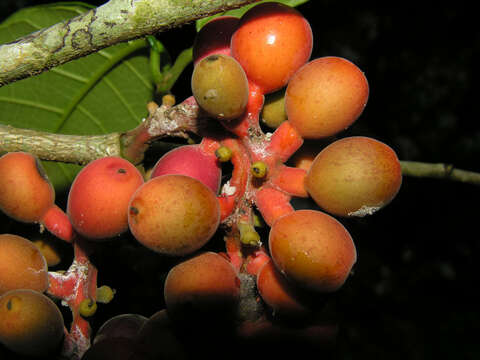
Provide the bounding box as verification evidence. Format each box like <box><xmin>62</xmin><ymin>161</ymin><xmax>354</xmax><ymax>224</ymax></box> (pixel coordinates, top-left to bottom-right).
<box><xmin>400</xmin><ymin>160</ymin><xmax>480</xmax><ymax>185</ymax></box>
<box><xmin>0</xmin><ymin>0</ymin><xmax>260</xmax><ymax>87</ymax></box>
<box><xmin>0</xmin><ymin>97</ymin><xmax>202</xmax><ymax>165</ymax></box>
<box><xmin>0</xmin><ymin>124</ymin><xmax>121</xmax><ymax>164</ymax></box>
<box><xmin>3</xmin><ymin>114</ymin><xmax>480</xmax><ymax>187</ymax></box>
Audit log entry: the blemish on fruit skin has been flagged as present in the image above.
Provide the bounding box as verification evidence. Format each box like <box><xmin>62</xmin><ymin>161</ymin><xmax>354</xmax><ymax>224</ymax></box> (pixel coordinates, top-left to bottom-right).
<box><xmin>348</xmin><ymin>204</ymin><xmax>382</xmax><ymax>217</ymax></box>
<box><xmin>5</xmin><ymin>296</ymin><xmax>21</xmax><ymax>311</ymax></box>
<box><xmin>206</xmin><ymin>54</ymin><xmax>219</xmax><ymax>62</ymax></box>
<box><xmin>117</xmin><ymin>168</ymin><xmax>127</xmax><ymax>174</ymax></box>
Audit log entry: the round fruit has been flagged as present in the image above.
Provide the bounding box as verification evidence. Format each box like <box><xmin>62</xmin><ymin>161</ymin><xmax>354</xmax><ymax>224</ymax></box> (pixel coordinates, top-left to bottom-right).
<box><xmin>256</xmin><ymin>259</ymin><xmax>311</xmax><ymax>319</ymax></box>
<box><xmin>261</xmin><ymin>89</ymin><xmax>287</xmax><ymax>128</ymax></box>
<box><xmin>193</xmin><ymin>16</ymin><xmax>239</xmax><ymax>64</ymax></box>
<box><xmin>288</xmin><ymin>141</ymin><xmax>324</xmax><ymax>171</ymax></box>
<box><xmin>0</xmin><ymin>234</ymin><xmax>48</xmax><ymax>296</ymax></box>
<box><xmin>132</xmin><ymin>309</ymin><xmax>187</xmax><ymax>360</ymax></box>
<box><xmin>0</xmin><ymin>152</ymin><xmax>54</xmax><ymax>223</ymax></box>
<box><xmin>32</xmin><ymin>238</ymin><xmax>61</xmax><ymax>267</ymax></box>
<box><xmin>94</xmin><ymin>314</ymin><xmax>147</xmax><ymax>344</ymax></box>
<box><xmin>192</xmin><ymin>54</ymin><xmax>249</xmax><ymax>121</ymax></box>
<box><xmin>150</xmin><ymin>144</ymin><xmax>221</xmax><ymax>194</ymax></box>
<box><xmin>285</xmin><ymin>56</ymin><xmax>369</xmax><ymax>139</ymax></box>
<box><xmin>67</xmin><ymin>156</ymin><xmax>144</xmax><ymax>240</ymax></box>
<box><xmin>164</xmin><ymin>252</ymin><xmax>240</xmax><ymax>325</ymax></box>
<box><xmin>231</xmin><ymin>2</ymin><xmax>312</xmax><ymax>94</ymax></box>
<box><xmin>269</xmin><ymin>210</ymin><xmax>356</xmax><ymax>293</ymax></box>
<box><xmin>305</xmin><ymin>136</ymin><xmax>402</xmax><ymax>217</ymax></box>
<box><xmin>128</xmin><ymin>175</ymin><xmax>221</xmax><ymax>256</ymax></box>
<box><xmin>0</xmin><ymin>289</ymin><xmax>64</xmax><ymax>357</ymax></box>
<box><xmin>81</xmin><ymin>337</ymin><xmax>138</xmax><ymax>360</ymax></box>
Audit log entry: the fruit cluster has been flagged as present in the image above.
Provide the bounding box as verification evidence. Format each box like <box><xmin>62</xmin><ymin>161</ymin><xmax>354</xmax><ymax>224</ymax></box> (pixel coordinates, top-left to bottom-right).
<box><xmin>0</xmin><ymin>2</ymin><xmax>402</xmax><ymax>359</ymax></box>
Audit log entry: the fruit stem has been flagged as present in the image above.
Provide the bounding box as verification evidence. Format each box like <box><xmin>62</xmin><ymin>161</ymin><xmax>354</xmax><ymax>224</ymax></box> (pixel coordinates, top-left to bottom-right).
<box><xmin>47</xmin><ymin>238</ymin><xmax>98</xmax><ymax>359</ymax></box>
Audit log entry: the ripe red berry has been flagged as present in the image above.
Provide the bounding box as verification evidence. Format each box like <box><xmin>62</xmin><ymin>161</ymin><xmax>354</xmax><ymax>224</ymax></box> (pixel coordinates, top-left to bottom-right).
<box><xmin>231</xmin><ymin>2</ymin><xmax>312</xmax><ymax>94</ymax></box>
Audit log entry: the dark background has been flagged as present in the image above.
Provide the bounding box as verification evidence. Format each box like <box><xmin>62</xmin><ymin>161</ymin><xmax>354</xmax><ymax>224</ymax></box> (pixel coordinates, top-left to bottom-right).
<box><xmin>1</xmin><ymin>1</ymin><xmax>479</xmax><ymax>359</ymax></box>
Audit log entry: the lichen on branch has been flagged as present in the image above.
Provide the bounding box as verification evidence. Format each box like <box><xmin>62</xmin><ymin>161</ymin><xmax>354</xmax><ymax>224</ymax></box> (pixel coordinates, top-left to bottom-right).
<box><xmin>0</xmin><ymin>97</ymin><xmax>203</xmax><ymax>165</ymax></box>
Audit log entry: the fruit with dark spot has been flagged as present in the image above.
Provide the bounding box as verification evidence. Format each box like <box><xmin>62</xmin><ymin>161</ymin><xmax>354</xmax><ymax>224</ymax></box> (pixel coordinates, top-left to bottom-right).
<box><xmin>192</xmin><ymin>54</ymin><xmax>249</xmax><ymax>121</ymax></box>
<box><xmin>0</xmin><ymin>289</ymin><xmax>64</xmax><ymax>357</ymax></box>
<box><xmin>67</xmin><ymin>156</ymin><xmax>144</xmax><ymax>240</ymax></box>
<box><xmin>128</xmin><ymin>175</ymin><xmax>220</xmax><ymax>256</ymax></box>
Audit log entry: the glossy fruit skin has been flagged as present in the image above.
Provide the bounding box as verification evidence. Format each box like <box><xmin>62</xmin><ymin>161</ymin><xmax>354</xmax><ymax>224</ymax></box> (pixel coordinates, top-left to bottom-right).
<box><xmin>128</xmin><ymin>175</ymin><xmax>221</xmax><ymax>256</ymax></box>
<box><xmin>0</xmin><ymin>234</ymin><xmax>48</xmax><ymax>296</ymax></box>
<box><xmin>0</xmin><ymin>152</ymin><xmax>54</xmax><ymax>223</ymax></box>
<box><xmin>231</xmin><ymin>2</ymin><xmax>312</xmax><ymax>94</ymax></box>
<box><xmin>286</xmin><ymin>56</ymin><xmax>369</xmax><ymax>139</ymax></box>
<box><xmin>269</xmin><ymin>210</ymin><xmax>356</xmax><ymax>293</ymax></box>
<box><xmin>151</xmin><ymin>144</ymin><xmax>221</xmax><ymax>194</ymax></box>
<box><xmin>164</xmin><ymin>252</ymin><xmax>240</xmax><ymax>326</ymax></box>
<box><xmin>0</xmin><ymin>289</ymin><xmax>64</xmax><ymax>357</ymax></box>
<box><xmin>192</xmin><ymin>54</ymin><xmax>249</xmax><ymax>121</ymax></box>
<box><xmin>67</xmin><ymin>156</ymin><xmax>144</xmax><ymax>240</ymax></box>
<box><xmin>193</xmin><ymin>16</ymin><xmax>239</xmax><ymax>64</ymax></box>
<box><xmin>305</xmin><ymin>136</ymin><xmax>402</xmax><ymax>217</ymax></box>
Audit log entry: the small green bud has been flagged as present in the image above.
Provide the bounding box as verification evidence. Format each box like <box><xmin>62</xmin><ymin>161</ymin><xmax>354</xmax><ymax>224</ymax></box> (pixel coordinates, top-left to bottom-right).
<box><xmin>251</xmin><ymin>161</ymin><xmax>268</xmax><ymax>178</ymax></box>
<box><xmin>215</xmin><ymin>146</ymin><xmax>233</xmax><ymax>162</ymax></box>
<box><xmin>238</xmin><ymin>221</ymin><xmax>261</xmax><ymax>246</ymax></box>
<box><xmin>79</xmin><ymin>298</ymin><xmax>97</xmax><ymax>318</ymax></box>
<box><xmin>96</xmin><ymin>285</ymin><xmax>115</xmax><ymax>304</ymax></box>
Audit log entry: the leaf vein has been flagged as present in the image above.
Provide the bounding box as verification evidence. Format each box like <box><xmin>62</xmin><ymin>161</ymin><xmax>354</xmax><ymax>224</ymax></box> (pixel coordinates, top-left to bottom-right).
<box><xmin>0</xmin><ymin>96</ymin><xmax>63</xmax><ymax>114</ymax></box>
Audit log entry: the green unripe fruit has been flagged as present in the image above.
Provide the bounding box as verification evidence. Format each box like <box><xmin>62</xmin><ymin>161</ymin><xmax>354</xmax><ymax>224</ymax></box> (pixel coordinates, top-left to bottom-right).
<box><xmin>192</xmin><ymin>54</ymin><xmax>249</xmax><ymax>121</ymax></box>
<box><xmin>261</xmin><ymin>89</ymin><xmax>287</xmax><ymax>128</ymax></box>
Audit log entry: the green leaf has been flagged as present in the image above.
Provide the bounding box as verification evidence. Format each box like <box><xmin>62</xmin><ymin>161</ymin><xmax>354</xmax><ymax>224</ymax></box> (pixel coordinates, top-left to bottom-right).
<box><xmin>0</xmin><ymin>2</ymin><xmax>153</xmax><ymax>193</ymax></box>
<box><xmin>196</xmin><ymin>0</ymin><xmax>310</xmax><ymax>31</ymax></box>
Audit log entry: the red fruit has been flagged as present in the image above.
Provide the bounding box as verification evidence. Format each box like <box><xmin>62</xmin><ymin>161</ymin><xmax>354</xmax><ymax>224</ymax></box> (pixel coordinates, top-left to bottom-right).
<box><xmin>67</xmin><ymin>156</ymin><xmax>144</xmax><ymax>240</ymax></box>
<box><xmin>193</xmin><ymin>16</ymin><xmax>239</xmax><ymax>64</ymax></box>
<box><xmin>151</xmin><ymin>145</ymin><xmax>221</xmax><ymax>194</ymax></box>
<box><xmin>231</xmin><ymin>2</ymin><xmax>312</xmax><ymax>93</ymax></box>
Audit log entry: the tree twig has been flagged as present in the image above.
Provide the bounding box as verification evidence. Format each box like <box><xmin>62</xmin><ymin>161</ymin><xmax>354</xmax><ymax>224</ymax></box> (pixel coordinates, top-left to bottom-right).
<box><xmin>0</xmin><ymin>0</ymin><xmax>260</xmax><ymax>87</ymax></box>
<box><xmin>400</xmin><ymin>160</ymin><xmax>480</xmax><ymax>185</ymax></box>
<box><xmin>0</xmin><ymin>97</ymin><xmax>203</xmax><ymax>164</ymax></box>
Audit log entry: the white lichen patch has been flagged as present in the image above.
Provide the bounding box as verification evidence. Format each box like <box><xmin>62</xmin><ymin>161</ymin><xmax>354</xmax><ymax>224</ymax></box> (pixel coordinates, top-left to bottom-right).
<box><xmin>348</xmin><ymin>204</ymin><xmax>383</xmax><ymax>217</ymax></box>
<box><xmin>221</xmin><ymin>181</ymin><xmax>236</xmax><ymax>196</ymax></box>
